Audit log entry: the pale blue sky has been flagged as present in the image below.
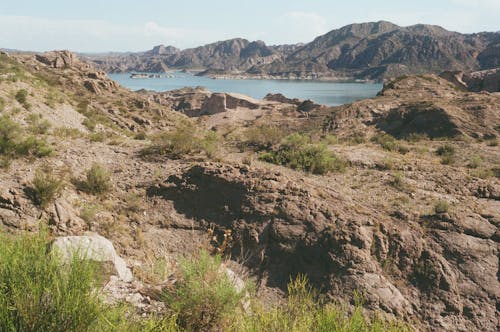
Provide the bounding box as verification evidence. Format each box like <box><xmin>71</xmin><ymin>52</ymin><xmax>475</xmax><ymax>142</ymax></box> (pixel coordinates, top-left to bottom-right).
<box><xmin>0</xmin><ymin>0</ymin><xmax>498</xmax><ymax>52</ymax></box>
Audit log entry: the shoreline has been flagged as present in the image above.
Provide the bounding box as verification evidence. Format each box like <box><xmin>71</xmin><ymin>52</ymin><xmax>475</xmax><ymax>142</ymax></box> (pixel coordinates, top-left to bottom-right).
<box><xmin>109</xmin><ymin>70</ymin><xmax>380</xmax><ymax>84</ymax></box>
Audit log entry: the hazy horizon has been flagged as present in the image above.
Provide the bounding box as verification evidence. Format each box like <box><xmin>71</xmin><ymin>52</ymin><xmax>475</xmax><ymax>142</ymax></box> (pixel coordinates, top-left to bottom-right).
<box><xmin>1</xmin><ymin>0</ymin><xmax>499</xmax><ymax>53</ymax></box>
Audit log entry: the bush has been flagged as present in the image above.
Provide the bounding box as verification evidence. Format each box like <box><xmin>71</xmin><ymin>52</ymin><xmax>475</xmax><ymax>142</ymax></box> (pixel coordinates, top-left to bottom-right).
<box><xmin>15</xmin><ymin>135</ymin><xmax>53</xmax><ymax>157</ymax></box>
<box><xmin>243</xmin><ymin>125</ymin><xmax>285</xmax><ymax>150</ymax></box>
<box><xmin>32</xmin><ymin>166</ymin><xmax>64</xmax><ymax>208</ymax></box>
<box><xmin>0</xmin><ymin>231</ymin><xmax>174</xmax><ymax>332</ymax></box>
<box><xmin>26</xmin><ymin>113</ymin><xmax>51</xmax><ymax>135</ymax></box>
<box><xmin>162</xmin><ymin>250</ymin><xmax>245</xmax><ymax>331</ymax></box>
<box><xmin>234</xmin><ymin>274</ymin><xmax>410</xmax><ymax>332</ymax></box>
<box><xmin>0</xmin><ymin>115</ymin><xmax>52</xmax><ymax>158</ymax></box>
<box><xmin>371</xmin><ymin>133</ymin><xmax>409</xmax><ymax>154</ymax></box>
<box><xmin>467</xmin><ymin>155</ymin><xmax>482</xmax><ymax>169</ymax></box>
<box><xmin>434</xmin><ymin>200</ymin><xmax>449</xmax><ymax>214</ymax></box>
<box><xmin>436</xmin><ymin>144</ymin><xmax>456</xmax><ymax>165</ymax></box>
<box><xmin>15</xmin><ymin>89</ymin><xmax>28</xmax><ymax>105</ymax></box>
<box><xmin>259</xmin><ymin>133</ymin><xmax>348</xmax><ymax>174</ymax></box>
<box><xmin>142</xmin><ymin>121</ymin><xmax>220</xmax><ymax>159</ymax></box>
<box><xmin>0</xmin><ymin>114</ymin><xmax>22</xmax><ymax>154</ymax></box>
<box><xmin>82</xmin><ymin>163</ymin><xmax>111</xmax><ymax>195</ymax></box>
<box><xmin>0</xmin><ymin>231</ymin><xmax>102</xmax><ymax>331</ymax></box>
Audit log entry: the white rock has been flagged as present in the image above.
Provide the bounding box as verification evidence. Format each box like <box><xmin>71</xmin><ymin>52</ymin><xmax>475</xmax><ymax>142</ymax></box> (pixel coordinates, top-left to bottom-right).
<box><xmin>51</xmin><ymin>234</ymin><xmax>133</xmax><ymax>282</ymax></box>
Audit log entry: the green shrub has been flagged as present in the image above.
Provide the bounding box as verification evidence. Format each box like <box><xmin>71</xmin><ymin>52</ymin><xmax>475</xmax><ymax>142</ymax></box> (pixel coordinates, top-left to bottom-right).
<box><xmin>142</xmin><ymin>121</ymin><xmax>219</xmax><ymax>159</ymax></box>
<box><xmin>436</xmin><ymin>144</ymin><xmax>456</xmax><ymax>165</ymax></box>
<box><xmin>0</xmin><ymin>114</ymin><xmax>22</xmax><ymax>154</ymax></box>
<box><xmin>0</xmin><ymin>231</ymin><xmax>105</xmax><ymax>331</ymax></box>
<box><xmin>234</xmin><ymin>275</ymin><xmax>410</xmax><ymax>332</ymax></box>
<box><xmin>82</xmin><ymin>163</ymin><xmax>111</xmax><ymax>195</ymax></box>
<box><xmin>26</xmin><ymin>113</ymin><xmax>51</xmax><ymax>135</ymax></box>
<box><xmin>15</xmin><ymin>89</ymin><xmax>28</xmax><ymax>105</ymax></box>
<box><xmin>434</xmin><ymin>200</ymin><xmax>449</xmax><ymax>214</ymax></box>
<box><xmin>371</xmin><ymin>133</ymin><xmax>398</xmax><ymax>151</ymax></box>
<box><xmin>243</xmin><ymin>125</ymin><xmax>285</xmax><ymax>150</ymax></box>
<box><xmin>32</xmin><ymin>166</ymin><xmax>64</xmax><ymax>208</ymax></box>
<box><xmin>15</xmin><ymin>135</ymin><xmax>53</xmax><ymax>157</ymax></box>
<box><xmin>0</xmin><ymin>115</ymin><xmax>52</xmax><ymax>158</ymax></box>
<box><xmin>82</xmin><ymin>118</ymin><xmax>97</xmax><ymax>131</ymax></box>
<box><xmin>259</xmin><ymin>133</ymin><xmax>348</xmax><ymax>174</ymax></box>
<box><xmin>0</xmin><ymin>97</ymin><xmax>5</xmax><ymax>111</ymax></box>
<box><xmin>390</xmin><ymin>172</ymin><xmax>406</xmax><ymax>190</ymax></box>
<box><xmin>467</xmin><ymin>155</ymin><xmax>482</xmax><ymax>169</ymax></box>
<box><xmin>53</xmin><ymin>127</ymin><xmax>84</xmax><ymax>139</ymax></box>
<box><xmin>162</xmin><ymin>250</ymin><xmax>245</xmax><ymax>331</ymax></box>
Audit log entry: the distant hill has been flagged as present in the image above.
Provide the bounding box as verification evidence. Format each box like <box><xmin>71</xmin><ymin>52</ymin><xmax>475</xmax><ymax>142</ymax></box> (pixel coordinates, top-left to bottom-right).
<box><xmin>83</xmin><ymin>21</ymin><xmax>500</xmax><ymax>81</ymax></box>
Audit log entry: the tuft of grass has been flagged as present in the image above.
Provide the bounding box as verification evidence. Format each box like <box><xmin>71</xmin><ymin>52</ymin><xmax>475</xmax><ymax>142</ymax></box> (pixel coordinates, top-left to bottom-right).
<box><xmin>371</xmin><ymin>133</ymin><xmax>407</xmax><ymax>154</ymax></box>
<box><xmin>0</xmin><ymin>231</ymin><xmax>176</xmax><ymax>332</ymax></box>
<box><xmin>390</xmin><ymin>172</ymin><xmax>406</xmax><ymax>190</ymax></box>
<box><xmin>53</xmin><ymin>127</ymin><xmax>84</xmax><ymax>139</ymax></box>
<box><xmin>435</xmin><ymin>144</ymin><xmax>456</xmax><ymax>164</ymax></box>
<box><xmin>26</xmin><ymin>113</ymin><xmax>51</xmax><ymax>135</ymax></box>
<box><xmin>259</xmin><ymin>133</ymin><xmax>348</xmax><ymax>174</ymax></box>
<box><xmin>0</xmin><ymin>114</ymin><xmax>53</xmax><ymax>159</ymax></box>
<box><xmin>81</xmin><ymin>163</ymin><xmax>112</xmax><ymax>195</ymax></box>
<box><xmin>243</xmin><ymin>125</ymin><xmax>285</xmax><ymax>150</ymax></box>
<box><xmin>233</xmin><ymin>274</ymin><xmax>410</xmax><ymax>332</ymax></box>
<box><xmin>0</xmin><ymin>231</ymin><xmax>102</xmax><ymax>331</ymax></box>
<box><xmin>31</xmin><ymin>165</ymin><xmax>64</xmax><ymax>208</ymax></box>
<box><xmin>15</xmin><ymin>89</ymin><xmax>29</xmax><ymax>106</ymax></box>
<box><xmin>162</xmin><ymin>250</ymin><xmax>246</xmax><ymax>331</ymax></box>
<box><xmin>142</xmin><ymin>121</ymin><xmax>220</xmax><ymax>159</ymax></box>
<box><xmin>434</xmin><ymin>200</ymin><xmax>449</xmax><ymax>214</ymax></box>
<box><xmin>467</xmin><ymin>155</ymin><xmax>482</xmax><ymax>169</ymax></box>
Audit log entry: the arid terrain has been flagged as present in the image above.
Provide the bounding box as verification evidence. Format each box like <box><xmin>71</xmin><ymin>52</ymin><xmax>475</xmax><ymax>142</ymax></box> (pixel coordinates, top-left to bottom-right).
<box><xmin>83</xmin><ymin>21</ymin><xmax>500</xmax><ymax>81</ymax></box>
<box><xmin>0</xmin><ymin>50</ymin><xmax>499</xmax><ymax>331</ymax></box>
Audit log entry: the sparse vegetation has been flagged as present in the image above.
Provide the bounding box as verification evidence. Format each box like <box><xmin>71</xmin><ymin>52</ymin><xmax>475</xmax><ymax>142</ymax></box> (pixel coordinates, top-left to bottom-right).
<box><xmin>260</xmin><ymin>133</ymin><xmax>348</xmax><ymax>174</ymax></box>
<box><xmin>243</xmin><ymin>124</ymin><xmax>285</xmax><ymax>150</ymax></box>
<box><xmin>26</xmin><ymin>113</ymin><xmax>51</xmax><ymax>135</ymax></box>
<box><xmin>31</xmin><ymin>165</ymin><xmax>64</xmax><ymax>208</ymax></box>
<box><xmin>467</xmin><ymin>155</ymin><xmax>482</xmax><ymax>169</ymax></box>
<box><xmin>233</xmin><ymin>274</ymin><xmax>410</xmax><ymax>332</ymax></box>
<box><xmin>53</xmin><ymin>127</ymin><xmax>84</xmax><ymax>139</ymax></box>
<box><xmin>142</xmin><ymin>121</ymin><xmax>220</xmax><ymax>159</ymax></box>
<box><xmin>0</xmin><ymin>114</ymin><xmax>52</xmax><ymax>161</ymax></box>
<box><xmin>434</xmin><ymin>200</ymin><xmax>449</xmax><ymax>214</ymax></box>
<box><xmin>0</xmin><ymin>231</ymin><xmax>177</xmax><ymax>332</ymax></box>
<box><xmin>15</xmin><ymin>89</ymin><xmax>29</xmax><ymax>107</ymax></box>
<box><xmin>436</xmin><ymin>144</ymin><xmax>456</xmax><ymax>165</ymax></box>
<box><xmin>162</xmin><ymin>250</ymin><xmax>246</xmax><ymax>331</ymax></box>
<box><xmin>371</xmin><ymin>133</ymin><xmax>408</xmax><ymax>154</ymax></box>
<box><xmin>81</xmin><ymin>163</ymin><xmax>112</xmax><ymax>195</ymax></box>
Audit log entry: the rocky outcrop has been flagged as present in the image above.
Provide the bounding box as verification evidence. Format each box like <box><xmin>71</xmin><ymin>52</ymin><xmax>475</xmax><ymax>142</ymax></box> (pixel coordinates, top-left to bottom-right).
<box><xmin>51</xmin><ymin>234</ymin><xmax>133</xmax><ymax>282</ymax></box>
<box><xmin>324</xmin><ymin>75</ymin><xmax>500</xmax><ymax>139</ymax></box>
<box><xmin>463</xmin><ymin>68</ymin><xmax>500</xmax><ymax>92</ymax></box>
<box><xmin>147</xmin><ymin>162</ymin><xmax>500</xmax><ymax>331</ymax></box>
<box><xmin>35</xmin><ymin>50</ymin><xmax>78</xmax><ymax>69</ymax></box>
<box><xmin>200</xmin><ymin>93</ymin><xmax>227</xmax><ymax>115</ymax></box>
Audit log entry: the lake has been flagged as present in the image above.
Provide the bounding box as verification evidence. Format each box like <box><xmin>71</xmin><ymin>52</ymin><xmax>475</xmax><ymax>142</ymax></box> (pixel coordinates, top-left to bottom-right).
<box><xmin>109</xmin><ymin>72</ymin><xmax>382</xmax><ymax>106</ymax></box>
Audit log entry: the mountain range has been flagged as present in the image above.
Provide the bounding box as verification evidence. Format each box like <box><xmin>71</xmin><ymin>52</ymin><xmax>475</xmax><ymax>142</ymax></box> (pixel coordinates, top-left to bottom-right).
<box><xmin>83</xmin><ymin>21</ymin><xmax>500</xmax><ymax>81</ymax></box>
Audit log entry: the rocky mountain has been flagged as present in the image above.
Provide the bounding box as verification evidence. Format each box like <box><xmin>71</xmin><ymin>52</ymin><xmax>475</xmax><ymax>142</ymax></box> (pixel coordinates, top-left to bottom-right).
<box><xmin>0</xmin><ymin>50</ymin><xmax>499</xmax><ymax>331</ymax></box>
<box><xmin>84</xmin><ymin>21</ymin><xmax>500</xmax><ymax>81</ymax></box>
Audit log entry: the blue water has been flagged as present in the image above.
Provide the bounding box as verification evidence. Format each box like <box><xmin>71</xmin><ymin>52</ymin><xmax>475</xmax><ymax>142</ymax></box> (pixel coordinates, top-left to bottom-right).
<box><xmin>109</xmin><ymin>72</ymin><xmax>382</xmax><ymax>106</ymax></box>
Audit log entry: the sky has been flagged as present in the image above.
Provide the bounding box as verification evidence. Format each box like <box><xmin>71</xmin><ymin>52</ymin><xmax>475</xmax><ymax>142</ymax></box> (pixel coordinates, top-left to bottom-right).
<box><xmin>0</xmin><ymin>0</ymin><xmax>499</xmax><ymax>53</ymax></box>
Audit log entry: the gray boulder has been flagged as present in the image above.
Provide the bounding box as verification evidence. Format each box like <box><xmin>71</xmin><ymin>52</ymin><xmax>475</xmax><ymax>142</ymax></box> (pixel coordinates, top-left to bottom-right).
<box><xmin>51</xmin><ymin>234</ymin><xmax>133</xmax><ymax>282</ymax></box>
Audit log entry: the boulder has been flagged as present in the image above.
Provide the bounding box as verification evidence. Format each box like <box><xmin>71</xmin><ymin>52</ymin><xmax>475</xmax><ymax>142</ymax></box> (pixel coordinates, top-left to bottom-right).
<box><xmin>51</xmin><ymin>234</ymin><xmax>133</xmax><ymax>282</ymax></box>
